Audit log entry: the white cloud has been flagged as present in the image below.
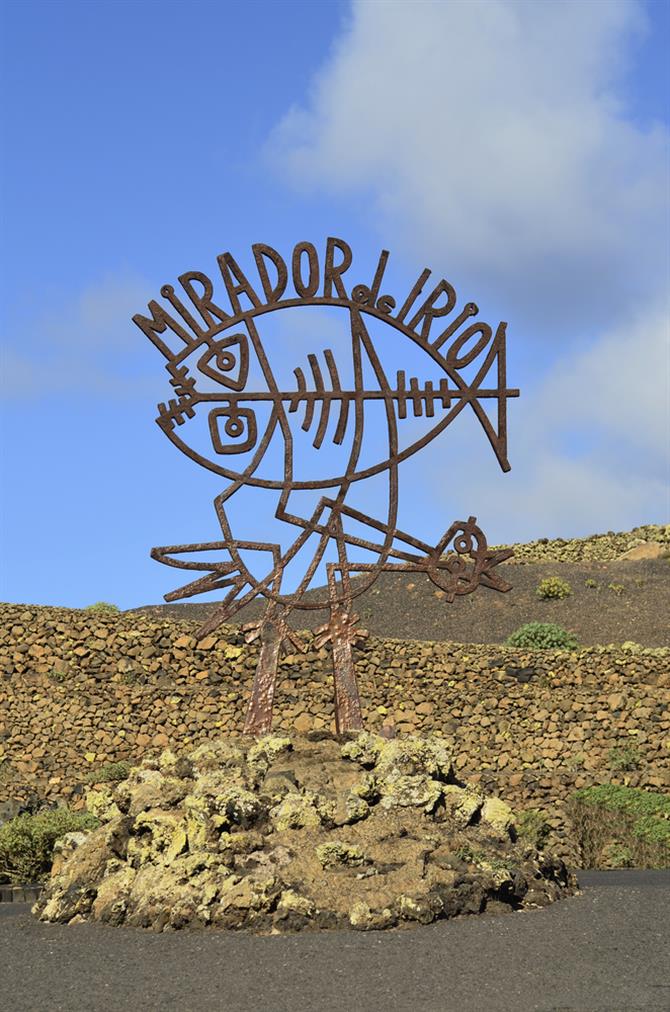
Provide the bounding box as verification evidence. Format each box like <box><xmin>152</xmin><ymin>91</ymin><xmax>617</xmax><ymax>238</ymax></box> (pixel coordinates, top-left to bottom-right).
<box><xmin>269</xmin><ymin>0</ymin><xmax>669</xmax><ymax>337</ymax></box>
<box><xmin>1</xmin><ymin>274</ymin><xmax>154</xmax><ymax>398</ymax></box>
<box><xmin>412</xmin><ymin>298</ymin><xmax>670</xmax><ymax>540</ymax></box>
<box><xmin>469</xmin><ymin>446</ymin><xmax>668</xmax><ymax>543</ymax></box>
<box><xmin>268</xmin><ymin>0</ymin><xmax>670</xmax><ymax>536</ymax></box>
<box><xmin>540</xmin><ymin>298</ymin><xmax>670</xmax><ymax>460</ymax></box>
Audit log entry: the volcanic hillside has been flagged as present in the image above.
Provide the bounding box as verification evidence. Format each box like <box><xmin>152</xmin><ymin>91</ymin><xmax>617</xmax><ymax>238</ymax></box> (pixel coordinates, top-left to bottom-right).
<box><xmin>132</xmin><ymin>524</ymin><xmax>670</xmax><ymax>648</ymax></box>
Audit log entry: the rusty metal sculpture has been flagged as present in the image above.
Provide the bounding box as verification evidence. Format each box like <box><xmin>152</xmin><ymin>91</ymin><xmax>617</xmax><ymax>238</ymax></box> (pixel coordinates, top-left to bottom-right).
<box><xmin>133</xmin><ymin>238</ymin><xmax>519</xmax><ymax>735</ymax></box>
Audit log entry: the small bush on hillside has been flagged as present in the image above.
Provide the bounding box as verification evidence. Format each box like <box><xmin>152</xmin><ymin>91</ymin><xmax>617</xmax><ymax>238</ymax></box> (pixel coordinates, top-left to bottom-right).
<box><xmin>607</xmin><ymin>583</ymin><xmax>625</xmax><ymax>596</ymax></box>
<box><xmin>568</xmin><ymin>785</ymin><xmax>670</xmax><ymax>869</ymax></box>
<box><xmin>85</xmin><ymin>602</ymin><xmax>120</xmax><ymax>613</ymax></box>
<box><xmin>506</xmin><ymin>622</ymin><xmax>579</xmax><ymax>650</ymax></box>
<box><xmin>455</xmin><ymin>843</ymin><xmax>486</xmax><ymax>865</ymax></box>
<box><xmin>48</xmin><ymin>668</ymin><xmax>69</xmax><ymax>684</ymax></box>
<box><xmin>536</xmin><ymin>577</ymin><xmax>572</xmax><ymax>600</ymax></box>
<box><xmin>84</xmin><ymin>761</ymin><xmax>131</xmax><ymax>784</ymax></box>
<box><xmin>608</xmin><ymin>746</ymin><xmax>643</xmax><ymax>772</ymax></box>
<box><xmin>516</xmin><ymin>809</ymin><xmax>551</xmax><ymax>849</ymax></box>
<box><xmin>634</xmin><ymin>814</ymin><xmax>670</xmax><ymax>851</ymax></box>
<box><xmin>0</xmin><ymin>808</ymin><xmax>99</xmax><ymax>884</ymax></box>
<box><xmin>584</xmin><ymin>578</ymin><xmax>597</xmax><ymax>589</ymax></box>
<box><xmin>600</xmin><ymin>843</ymin><xmax>633</xmax><ymax>868</ymax></box>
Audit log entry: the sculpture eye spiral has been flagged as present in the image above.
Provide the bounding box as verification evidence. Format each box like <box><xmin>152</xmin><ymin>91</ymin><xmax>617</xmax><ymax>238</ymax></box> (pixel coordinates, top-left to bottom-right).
<box><xmin>197</xmin><ymin>333</ymin><xmax>249</xmax><ymax>391</ymax></box>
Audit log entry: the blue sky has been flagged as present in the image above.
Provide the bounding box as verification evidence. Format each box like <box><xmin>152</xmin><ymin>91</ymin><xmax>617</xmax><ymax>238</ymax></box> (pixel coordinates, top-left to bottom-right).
<box><xmin>1</xmin><ymin>0</ymin><xmax>668</xmax><ymax>610</ymax></box>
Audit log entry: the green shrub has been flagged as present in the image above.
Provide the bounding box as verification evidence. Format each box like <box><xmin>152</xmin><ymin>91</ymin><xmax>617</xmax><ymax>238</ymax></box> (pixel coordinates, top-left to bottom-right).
<box><xmin>85</xmin><ymin>602</ymin><xmax>120</xmax><ymax>613</ymax></box>
<box><xmin>48</xmin><ymin>668</ymin><xmax>69</xmax><ymax>684</ymax></box>
<box><xmin>84</xmin><ymin>760</ymin><xmax>131</xmax><ymax>784</ymax></box>
<box><xmin>0</xmin><ymin>807</ymin><xmax>99</xmax><ymax>884</ymax></box>
<box><xmin>608</xmin><ymin>745</ymin><xmax>643</xmax><ymax>772</ymax></box>
<box><xmin>607</xmin><ymin>583</ymin><xmax>625</xmax><ymax>596</ymax></box>
<box><xmin>584</xmin><ymin>578</ymin><xmax>597</xmax><ymax>589</ymax></box>
<box><xmin>505</xmin><ymin>622</ymin><xmax>579</xmax><ymax>650</ymax></box>
<box><xmin>516</xmin><ymin>808</ymin><xmax>551</xmax><ymax>849</ymax></box>
<box><xmin>568</xmin><ymin>785</ymin><xmax>670</xmax><ymax>869</ymax></box>
<box><xmin>600</xmin><ymin>843</ymin><xmax>633</xmax><ymax>868</ymax></box>
<box><xmin>536</xmin><ymin>576</ymin><xmax>572</xmax><ymax>600</ymax></box>
<box><xmin>455</xmin><ymin>844</ymin><xmax>485</xmax><ymax>864</ymax></box>
<box><xmin>633</xmin><ymin>814</ymin><xmax>670</xmax><ymax>849</ymax></box>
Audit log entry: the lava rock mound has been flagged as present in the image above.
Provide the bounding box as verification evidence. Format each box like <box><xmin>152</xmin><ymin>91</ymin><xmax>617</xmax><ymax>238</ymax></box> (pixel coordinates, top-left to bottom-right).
<box><xmin>34</xmin><ymin>733</ymin><xmax>576</xmax><ymax>933</ymax></box>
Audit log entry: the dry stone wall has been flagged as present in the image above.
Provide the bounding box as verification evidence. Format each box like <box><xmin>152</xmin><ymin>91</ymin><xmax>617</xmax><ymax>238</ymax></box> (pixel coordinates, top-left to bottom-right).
<box><xmin>1</xmin><ymin>604</ymin><xmax>668</xmax><ymax>833</ymax></box>
<box><xmin>491</xmin><ymin>522</ymin><xmax>670</xmax><ymax>563</ymax></box>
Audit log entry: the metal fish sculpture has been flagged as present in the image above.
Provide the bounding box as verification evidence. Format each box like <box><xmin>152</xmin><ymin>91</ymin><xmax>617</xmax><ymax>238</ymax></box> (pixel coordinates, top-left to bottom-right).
<box><xmin>133</xmin><ymin>238</ymin><xmax>520</xmax><ymax>734</ymax></box>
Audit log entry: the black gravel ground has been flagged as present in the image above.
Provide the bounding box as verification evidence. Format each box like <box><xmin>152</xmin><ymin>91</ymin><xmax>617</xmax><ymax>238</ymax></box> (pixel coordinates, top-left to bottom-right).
<box><xmin>1</xmin><ymin>871</ymin><xmax>668</xmax><ymax>1012</ymax></box>
<box><xmin>132</xmin><ymin>559</ymin><xmax>670</xmax><ymax>648</ymax></box>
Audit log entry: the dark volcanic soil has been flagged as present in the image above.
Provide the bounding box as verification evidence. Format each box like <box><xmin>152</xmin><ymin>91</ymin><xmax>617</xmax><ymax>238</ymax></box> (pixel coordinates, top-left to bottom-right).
<box><xmin>132</xmin><ymin>559</ymin><xmax>669</xmax><ymax>647</ymax></box>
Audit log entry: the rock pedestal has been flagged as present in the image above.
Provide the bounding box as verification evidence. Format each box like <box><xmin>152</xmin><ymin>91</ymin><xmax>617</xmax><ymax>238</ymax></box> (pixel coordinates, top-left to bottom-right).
<box><xmin>35</xmin><ymin>733</ymin><xmax>576</xmax><ymax>933</ymax></box>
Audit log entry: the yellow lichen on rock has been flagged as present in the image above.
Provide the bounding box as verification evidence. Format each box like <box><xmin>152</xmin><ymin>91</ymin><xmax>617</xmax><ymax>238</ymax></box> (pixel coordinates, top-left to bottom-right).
<box><xmin>374</xmin><ymin>736</ymin><xmax>453</xmax><ymax>782</ymax></box>
<box><xmin>247</xmin><ymin>736</ymin><xmax>293</xmax><ymax>774</ymax></box>
<box><xmin>481</xmin><ymin>797</ymin><xmax>516</xmax><ymax>837</ymax></box>
<box><xmin>91</xmin><ymin>867</ymin><xmax>137</xmax><ymax>925</ymax></box>
<box><xmin>127</xmin><ymin>810</ymin><xmax>184</xmax><ymax>866</ymax></box>
<box><xmin>340</xmin><ymin>732</ymin><xmax>383</xmax><ymax>768</ymax></box>
<box><xmin>221</xmin><ymin>644</ymin><xmax>244</xmax><ymax>660</ymax></box>
<box><xmin>343</xmin><ymin>794</ymin><xmax>370</xmax><ymax>823</ymax></box>
<box><xmin>277</xmin><ymin>889</ymin><xmax>315</xmax><ymax>917</ymax></box>
<box><xmin>379</xmin><ymin>772</ymin><xmax>443</xmax><ymax>813</ymax></box>
<box><xmin>349</xmin><ymin>901</ymin><xmax>396</xmax><ymax>930</ymax></box>
<box><xmin>315</xmin><ymin>841</ymin><xmax>367</xmax><ymax>868</ymax></box>
<box><xmin>270</xmin><ymin>790</ymin><xmax>330</xmax><ymax>831</ymax></box>
<box><xmin>85</xmin><ymin>786</ymin><xmax>121</xmax><ymax>824</ymax></box>
<box><xmin>350</xmin><ymin>772</ymin><xmax>379</xmax><ymax>803</ymax></box>
<box><xmin>397</xmin><ymin>893</ymin><xmax>441</xmax><ymax>924</ymax></box>
<box><xmin>441</xmin><ymin>784</ymin><xmax>484</xmax><ymax>827</ymax></box>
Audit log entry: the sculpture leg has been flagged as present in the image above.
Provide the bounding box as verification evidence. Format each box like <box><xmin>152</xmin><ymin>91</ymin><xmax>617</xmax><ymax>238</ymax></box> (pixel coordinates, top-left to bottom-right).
<box><xmin>243</xmin><ymin>604</ymin><xmax>284</xmax><ymax>736</ymax></box>
<box><xmin>329</xmin><ymin>606</ymin><xmax>364</xmax><ymax>734</ymax></box>
<box><xmin>314</xmin><ymin>559</ymin><xmax>366</xmax><ymax>734</ymax></box>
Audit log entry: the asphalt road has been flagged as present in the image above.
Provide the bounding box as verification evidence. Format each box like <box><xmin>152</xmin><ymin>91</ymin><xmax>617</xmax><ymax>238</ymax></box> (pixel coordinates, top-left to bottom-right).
<box><xmin>1</xmin><ymin>871</ymin><xmax>668</xmax><ymax>1012</ymax></box>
